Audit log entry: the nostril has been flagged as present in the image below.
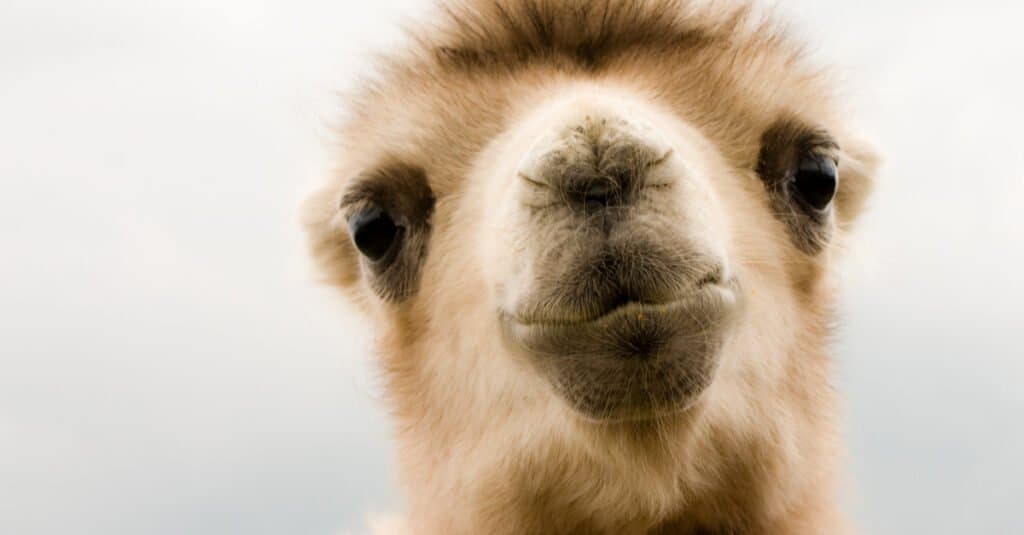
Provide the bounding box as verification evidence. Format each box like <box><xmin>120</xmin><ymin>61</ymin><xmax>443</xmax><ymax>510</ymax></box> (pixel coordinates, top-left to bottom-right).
<box><xmin>583</xmin><ymin>181</ymin><xmax>616</xmax><ymax>206</ymax></box>
<box><xmin>567</xmin><ymin>175</ymin><xmax>621</xmax><ymax>208</ymax></box>
<box><xmin>695</xmin><ymin>267</ymin><xmax>724</xmax><ymax>288</ymax></box>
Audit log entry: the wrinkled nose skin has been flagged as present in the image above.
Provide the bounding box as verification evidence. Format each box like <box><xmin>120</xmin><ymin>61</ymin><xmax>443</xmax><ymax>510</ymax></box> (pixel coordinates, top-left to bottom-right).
<box><xmin>517</xmin><ymin>113</ymin><xmax>675</xmax><ymax>211</ymax></box>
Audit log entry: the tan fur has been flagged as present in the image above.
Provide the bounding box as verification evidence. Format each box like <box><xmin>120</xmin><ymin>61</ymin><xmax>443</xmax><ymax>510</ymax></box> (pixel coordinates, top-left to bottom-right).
<box><xmin>304</xmin><ymin>1</ymin><xmax>879</xmax><ymax>533</ymax></box>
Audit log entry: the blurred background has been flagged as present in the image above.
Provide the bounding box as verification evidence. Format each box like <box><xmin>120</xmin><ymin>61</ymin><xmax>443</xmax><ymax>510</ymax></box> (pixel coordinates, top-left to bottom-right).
<box><xmin>1</xmin><ymin>1</ymin><xmax>1021</xmax><ymax>533</ymax></box>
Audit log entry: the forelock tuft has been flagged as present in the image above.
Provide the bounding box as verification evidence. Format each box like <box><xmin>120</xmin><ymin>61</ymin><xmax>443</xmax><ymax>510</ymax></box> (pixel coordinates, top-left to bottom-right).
<box><xmin>417</xmin><ymin>0</ymin><xmax>775</xmax><ymax>72</ymax></box>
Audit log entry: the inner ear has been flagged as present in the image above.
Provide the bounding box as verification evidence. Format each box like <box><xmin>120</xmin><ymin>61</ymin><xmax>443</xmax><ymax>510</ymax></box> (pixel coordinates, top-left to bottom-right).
<box><xmin>833</xmin><ymin>134</ymin><xmax>880</xmax><ymax>230</ymax></box>
<box><xmin>302</xmin><ymin>184</ymin><xmax>362</xmax><ymax>289</ymax></box>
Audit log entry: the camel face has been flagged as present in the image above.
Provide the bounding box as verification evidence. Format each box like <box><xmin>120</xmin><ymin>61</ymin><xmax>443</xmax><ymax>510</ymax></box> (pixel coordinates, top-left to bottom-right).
<box><xmin>328</xmin><ymin>73</ymin><xmax>850</xmax><ymax>425</ymax></box>
<box><xmin>306</xmin><ymin>1</ymin><xmax>879</xmax><ymax>530</ymax></box>
<box><xmin>489</xmin><ymin>89</ymin><xmax>741</xmax><ymax>419</ymax></box>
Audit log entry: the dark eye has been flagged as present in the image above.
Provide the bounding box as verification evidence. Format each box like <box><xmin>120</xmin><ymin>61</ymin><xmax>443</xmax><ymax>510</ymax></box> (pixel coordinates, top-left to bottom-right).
<box><xmin>792</xmin><ymin>155</ymin><xmax>838</xmax><ymax>212</ymax></box>
<box><xmin>348</xmin><ymin>205</ymin><xmax>400</xmax><ymax>261</ymax></box>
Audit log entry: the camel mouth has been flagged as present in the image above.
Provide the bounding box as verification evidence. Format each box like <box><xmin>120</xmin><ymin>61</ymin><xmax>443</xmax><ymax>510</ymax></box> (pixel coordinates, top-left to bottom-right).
<box><xmin>505</xmin><ymin>272</ymin><xmax>730</xmax><ymax>328</ymax></box>
<box><xmin>499</xmin><ymin>278</ymin><xmax>742</xmax><ymax>420</ymax></box>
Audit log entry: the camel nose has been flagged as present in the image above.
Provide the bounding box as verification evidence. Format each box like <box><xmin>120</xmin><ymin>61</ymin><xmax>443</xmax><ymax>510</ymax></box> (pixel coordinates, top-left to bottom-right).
<box><xmin>518</xmin><ymin>113</ymin><xmax>674</xmax><ymax>210</ymax></box>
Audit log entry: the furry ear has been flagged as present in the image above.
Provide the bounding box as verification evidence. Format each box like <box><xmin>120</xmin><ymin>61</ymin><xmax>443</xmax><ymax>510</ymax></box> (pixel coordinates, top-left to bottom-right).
<box><xmin>834</xmin><ymin>133</ymin><xmax>881</xmax><ymax>229</ymax></box>
<box><xmin>301</xmin><ymin>184</ymin><xmax>361</xmax><ymax>288</ymax></box>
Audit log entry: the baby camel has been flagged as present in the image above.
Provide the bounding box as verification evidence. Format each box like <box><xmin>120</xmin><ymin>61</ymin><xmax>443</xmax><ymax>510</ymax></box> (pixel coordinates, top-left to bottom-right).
<box><xmin>304</xmin><ymin>0</ymin><xmax>879</xmax><ymax>533</ymax></box>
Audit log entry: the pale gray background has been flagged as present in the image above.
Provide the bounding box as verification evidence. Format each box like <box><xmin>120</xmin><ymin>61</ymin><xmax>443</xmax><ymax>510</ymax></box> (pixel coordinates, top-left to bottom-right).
<box><xmin>1</xmin><ymin>1</ymin><xmax>1021</xmax><ymax>534</ymax></box>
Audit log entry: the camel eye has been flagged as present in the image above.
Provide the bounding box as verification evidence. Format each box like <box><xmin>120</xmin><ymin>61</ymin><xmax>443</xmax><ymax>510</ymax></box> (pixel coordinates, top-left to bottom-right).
<box><xmin>757</xmin><ymin>119</ymin><xmax>841</xmax><ymax>254</ymax></box>
<box><xmin>348</xmin><ymin>205</ymin><xmax>401</xmax><ymax>262</ymax></box>
<box><xmin>792</xmin><ymin>155</ymin><xmax>838</xmax><ymax>212</ymax></box>
<box><xmin>339</xmin><ymin>164</ymin><xmax>434</xmax><ymax>301</ymax></box>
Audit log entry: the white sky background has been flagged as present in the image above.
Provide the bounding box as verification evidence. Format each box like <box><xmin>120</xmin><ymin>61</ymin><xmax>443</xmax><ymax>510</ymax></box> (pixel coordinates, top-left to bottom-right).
<box><xmin>0</xmin><ymin>0</ymin><xmax>1021</xmax><ymax>533</ymax></box>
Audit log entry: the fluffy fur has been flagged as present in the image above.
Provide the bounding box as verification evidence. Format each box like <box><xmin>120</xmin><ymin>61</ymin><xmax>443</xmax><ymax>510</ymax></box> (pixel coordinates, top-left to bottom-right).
<box><xmin>304</xmin><ymin>1</ymin><xmax>879</xmax><ymax>533</ymax></box>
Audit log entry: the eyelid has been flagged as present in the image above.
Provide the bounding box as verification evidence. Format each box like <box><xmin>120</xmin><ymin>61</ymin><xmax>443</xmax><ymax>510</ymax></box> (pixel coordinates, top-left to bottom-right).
<box><xmin>339</xmin><ymin>178</ymin><xmax>386</xmax><ymax>217</ymax></box>
<box><xmin>798</xmin><ymin>153</ymin><xmax>839</xmax><ymax>174</ymax></box>
<box><xmin>339</xmin><ymin>191</ymin><xmax>369</xmax><ymax>213</ymax></box>
<box><xmin>804</xmin><ymin>132</ymin><xmax>840</xmax><ymax>162</ymax></box>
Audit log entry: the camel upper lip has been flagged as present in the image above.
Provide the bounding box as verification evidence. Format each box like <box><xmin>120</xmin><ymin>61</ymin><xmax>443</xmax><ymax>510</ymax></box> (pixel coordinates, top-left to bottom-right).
<box><xmin>503</xmin><ymin>276</ymin><xmax>738</xmax><ymax>328</ymax></box>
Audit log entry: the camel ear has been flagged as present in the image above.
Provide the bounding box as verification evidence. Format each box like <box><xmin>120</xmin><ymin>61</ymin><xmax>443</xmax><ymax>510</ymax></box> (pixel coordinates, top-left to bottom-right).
<box><xmin>301</xmin><ymin>183</ymin><xmax>361</xmax><ymax>288</ymax></box>
<box><xmin>834</xmin><ymin>133</ymin><xmax>881</xmax><ymax>229</ymax></box>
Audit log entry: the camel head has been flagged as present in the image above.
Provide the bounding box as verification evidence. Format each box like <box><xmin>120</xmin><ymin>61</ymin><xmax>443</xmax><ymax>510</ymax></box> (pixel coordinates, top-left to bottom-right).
<box><xmin>304</xmin><ymin>1</ymin><xmax>878</xmax><ymax>531</ymax></box>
